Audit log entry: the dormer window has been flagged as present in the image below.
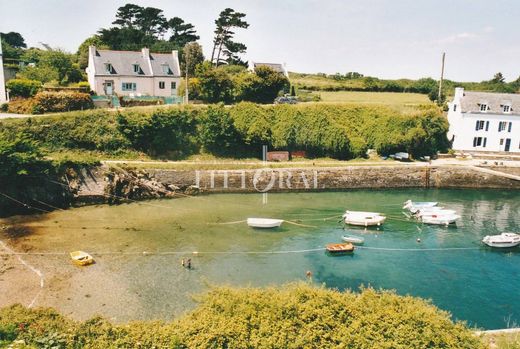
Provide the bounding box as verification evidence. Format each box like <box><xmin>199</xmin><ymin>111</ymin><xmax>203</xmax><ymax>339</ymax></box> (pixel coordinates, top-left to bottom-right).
<box><xmin>133</xmin><ymin>64</ymin><xmax>140</xmax><ymax>73</ymax></box>
<box><xmin>479</xmin><ymin>103</ymin><xmax>488</xmax><ymax>112</ymax></box>
<box><xmin>161</xmin><ymin>64</ymin><xmax>173</xmax><ymax>75</ymax></box>
<box><xmin>503</xmin><ymin>104</ymin><xmax>511</xmax><ymax>113</ymax></box>
<box><xmin>105</xmin><ymin>63</ymin><xmax>114</xmax><ymax>74</ymax></box>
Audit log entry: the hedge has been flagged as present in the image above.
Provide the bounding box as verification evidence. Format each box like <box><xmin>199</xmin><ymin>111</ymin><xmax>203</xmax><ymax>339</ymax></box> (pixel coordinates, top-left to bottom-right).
<box><xmin>0</xmin><ymin>103</ymin><xmax>449</xmax><ymax>159</ymax></box>
<box><xmin>0</xmin><ymin>284</ymin><xmax>484</xmax><ymax>348</ymax></box>
<box><xmin>5</xmin><ymin>79</ymin><xmax>42</xmax><ymax>98</ymax></box>
<box><xmin>32</xmin><ymin>91</ymin><xmax>94</xmax><ymax>114</ymax></box>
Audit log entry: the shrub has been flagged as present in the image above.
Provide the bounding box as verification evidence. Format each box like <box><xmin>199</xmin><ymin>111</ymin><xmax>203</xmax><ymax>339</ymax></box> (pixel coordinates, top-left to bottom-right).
<box><xmin>6</xmin><ymin>98</ymin><xmax>37</xmax><ymax>114</ymax></box>
<box><xmin>77</xmin><ymin>81</ymin><xmax>91</xmax><ymax>93</ymax></box>
<box><xmin>32</xmin><ymin>91</ymin><xmax>94</xmax><ymax>114</ymax></box>
<box><xmin>197</xmin><ymin>104</ymin><xmax>243</xmax><ymax>156</ymax></box>
<box><xmin>6</xmin><ymin>79</ymin><xmax>42</xmax><ymax>98</ymax></box>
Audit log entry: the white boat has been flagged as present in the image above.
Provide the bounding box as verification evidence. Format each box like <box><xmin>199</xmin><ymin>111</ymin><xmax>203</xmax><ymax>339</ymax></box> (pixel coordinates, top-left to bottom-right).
<box><xmin>247</xmin><ymin>218</ymin><xmax>284</xmax><ymax>228</ymax></box>
<box><xmin>403</xmin><ymin>200</ymin><xmax>438</xmax><ymax>210</ymax></box>
<box><xmin>420</xmin><ymin>214</ymin><xmax>460</xmax><ymax>226</ymax></box>
<box><xmin>482</xmin><ymin>233</ymin><xmax>520</xmax><ymax>248</ymax></box>
<box><xmin>413</xmin><ymin>209</ymin><xmax>457</xmax><ymax>217</ymax></box>
<box><xmin>341</xmin><ymin>235</ymin><xmax>365</xmax><ymax>244</ymax></box>
<box><xmin>343</xmin><ymin>211</ymin><xmax>386</xmax><ymax>226</ymax></box>
<box><xmin>407</xmin><ymin>206</ymin><xmax>446</xmax><ymax>214</ymax></box>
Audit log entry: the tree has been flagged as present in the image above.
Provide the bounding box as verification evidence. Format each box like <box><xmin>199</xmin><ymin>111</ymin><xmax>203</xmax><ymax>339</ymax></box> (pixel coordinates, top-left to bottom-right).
<box><xmin>211</xmin><ymin>8</ymin><xmax>249</xmax><ymax>66</ymax></box>
<box><xmin>39</xmin><ymin>50</ymin><xmax>74</xmax><ymax>84</ymax></box>
<box><xmin>235</xmin><ymin>66</ymin><xmax>290</xmax><ymax>103</ymax></box>
<box><xmin>168</xmin><ymin>17</ymin><xmax>199</xmax><ymax>48</ymax></box>
<box><xmin>197</xmin><ymin>62</ymin><xmax>234</xmax><ymax>103</ymax></box>
<box><xmin>197</xmin><ymin>105</ymin><xmax>242</xmax><ymax>156</ymax></box>
<box><xmin>76</xmin><ymin>35</ymin><xmax>108</xmax><ymax>69</ymax></box>
<box><xmin>181</xmin><ymin>42</ymin><xmax>204</xmax><ymax>76</ymax></box>
<box><xmin>0</xmin><ymin>32</ymin><xmax>26</xmax><ymax>48</ymax></box>
<box><xmin>491</xmin><ymin>72</ymin><xmax>505</xmax><ymax>83</ymax></box>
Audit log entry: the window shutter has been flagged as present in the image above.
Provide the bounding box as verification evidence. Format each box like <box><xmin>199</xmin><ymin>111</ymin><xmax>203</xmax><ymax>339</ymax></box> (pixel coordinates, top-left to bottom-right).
<box><xmin>483</xmin><ymin>138</ymin><xmax>487</xmax><ymax>148</ymax></box>
<box><xmin>485</xmin><ymin>121</ymin><xmax>489</xmax><ymax>131</ymax></box>
<box><xmin>475</xmin><ymin>121</ymin><xmax>479</xmax><ymax>130</ymax></box>
<box><xmin>473</xmin><ymin>137</ymin><xmax>477</xmax><ymax>147</ymax></box>
<box><xmin>508</xmin><ymin>122</ymin><xmax>512</xmax><ymax>132</ymax></box>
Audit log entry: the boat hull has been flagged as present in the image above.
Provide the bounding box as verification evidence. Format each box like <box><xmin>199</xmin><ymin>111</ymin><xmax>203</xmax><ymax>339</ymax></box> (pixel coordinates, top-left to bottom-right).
<box><xmin>326</xmin><ymin>243</ymin><xmax>355</xmax><ymax>253</ymax></box>
<box><xmin>70</xmin><ymin>251</ymin><xmax>94</xmax><ymax>266</ymax></box>
<box><xmin>482</xmin><ymin>233</ymin><xmax>520</xmax><ymax>248</ymax></box>
<box><xmin>341</xmin><ymin>235</ymin><xmax>365</xmax><ymax>244</ymax></box>
<box><xmin>247</xmin><ymin>218</ymin><xmax>284</xmax><ymax>228</ymax></box>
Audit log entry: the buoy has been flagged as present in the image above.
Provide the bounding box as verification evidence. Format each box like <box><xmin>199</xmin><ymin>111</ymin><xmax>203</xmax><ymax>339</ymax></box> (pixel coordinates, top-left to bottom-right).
<box><xmin>416</xmin><ymin>238</ymin><xmax>421</xmax><ymax>243</ymax></box>
<box><xmin>306</xmin><ymin>270</ymin><xmax>312</xmax><ymax>278</ymax></box>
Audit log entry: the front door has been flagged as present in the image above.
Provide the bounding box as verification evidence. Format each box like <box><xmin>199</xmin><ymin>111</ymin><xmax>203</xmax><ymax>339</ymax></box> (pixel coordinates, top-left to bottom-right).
<box><xmin>105</xmin><ymin>81</ymin><xmax>113</xmax><ymax>95</ymax></box>
<box><xmin>505</xmin><ymin>138</ymin><xmax>511</xmax><ymax>152</ymax></box>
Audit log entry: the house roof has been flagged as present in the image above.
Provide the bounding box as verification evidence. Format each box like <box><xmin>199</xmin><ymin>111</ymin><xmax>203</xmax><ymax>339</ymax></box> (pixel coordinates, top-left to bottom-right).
<box><xmin>92</xmin><ymin>48</ymin><xmax>180</xmax><ymax>77</ymax></box>
<box><xmin>252</xmin><ymin>62</ymin><xmax>286</xmax><ymax>74</ymax></box>
<box><xmin>460</xmin><ymin>91</ymin><xmax>520</xmax><ymax>116</ymax></box>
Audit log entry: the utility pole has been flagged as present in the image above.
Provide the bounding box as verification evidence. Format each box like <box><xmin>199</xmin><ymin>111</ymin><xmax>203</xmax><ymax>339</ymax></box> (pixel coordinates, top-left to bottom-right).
<box><xmin>438</xmin><ymin>52</ymin><xmax>445</xmax><ymax>104</ymax></box>
<box><xmin>0</xmin><ymin>35</ymin><xmax>7</xmax><ymax>103</ymax></box>
<box><xmin>185</xmin><ymin>52</ymin><xmax>189</xmax><ymax>105</ymax></box>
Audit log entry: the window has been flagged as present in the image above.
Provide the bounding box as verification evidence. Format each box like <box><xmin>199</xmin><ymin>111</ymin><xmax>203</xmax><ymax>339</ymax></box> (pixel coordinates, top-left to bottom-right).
<box><xmin>479</xmin><ymin>103</ymin><xmax>488</xmax><ymax>112</ymax></box>
<box><xmin>159</xmin><ymin>81</ymin><xmax>165</xmax><ymax>89</ymax></box>
<box><xmin>503</xmin><ymin>105</ymin><xmax>511</xmax><ymax>113</ymax></box>
<box><xmin>122</xmin><ymin>82</ymin><xmax>136</xmax><ymax>91</ymax></box>
<box><xmin>162</xmin><ymin>64</ymin><xmax>173</xmax><ymax>75</ymax></box>
<box><xmin>498</xmin><ymin>121</ymin><xmax>508</xmax><ymax>132</ymax></box>
<box><xmin>105</xmin><ymin>63</ymin><xmax>114</xmax><ymax>74</ymax></box>
<box><xmin>473</xmin><ymin>137</ymin><xmax>487</xmax><ymax>147</ymax></box>
<box><xmin>133</xmin><ymin>64</ymin><xmax>141</xmax><ymax>74</ymax></box>
<box><xmin>500</xmin><ymin>139</ymin><xmax>504</xmax><ymax>146</ymax></box>
<box><xmin>508</xmin><ymin>122</ymin><xmax>512</xmax><ymax>132</ymax></box>
<box><xmin>171</xmin><ymin>82</ymin><xmax>177</xmax><ymax>89</ymax></box>
<box><xmin>453</xmin><ymin>104</ymin><xmax>457</xmax><ymax>111</ymax></box>
<box><xmin>475</xmin><ymin>120</ymin><xmax>485</xmax><ymax>130</ymax></box>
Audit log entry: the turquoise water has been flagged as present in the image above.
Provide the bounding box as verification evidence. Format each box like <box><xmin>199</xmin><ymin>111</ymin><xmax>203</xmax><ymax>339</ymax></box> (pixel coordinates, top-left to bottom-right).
<box><xmin>1</xmin><ymin>189</ymin><xmax>519</xmax><ymax>329</ymax></box>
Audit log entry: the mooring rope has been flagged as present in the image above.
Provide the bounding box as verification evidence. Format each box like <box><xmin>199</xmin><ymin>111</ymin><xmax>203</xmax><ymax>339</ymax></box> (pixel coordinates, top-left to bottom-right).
<box><xmin>0</xmin><ymin>240</ymin><xmax>44</xmax><ymax>308</ymax></box>
<box><xmin>356</xmin><ymin>246</ymin><xmax>480</xmax><ymax>252</ymax></box>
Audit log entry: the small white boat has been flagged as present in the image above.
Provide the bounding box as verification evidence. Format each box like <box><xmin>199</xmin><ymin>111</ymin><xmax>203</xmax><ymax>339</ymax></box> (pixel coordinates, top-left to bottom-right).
<box><xmin>407</xmin><ymin>206</ymin><xmax>446</xmax><ymax>214</ymax></box>
<box><xmin>413</xmin><ymin>209</ymin><xmax>457</xmax><ymax>217</ymax></box>
<box><xmin>70</xmin><ymin>251</ymin><xmax>94</xmax><ymax>266</ymax></box>
<box><xmin>247</xmin><ymin>218</ymin><xmax>284</xmax><ymax>228</ymax></box>
<box><xmin>341</xmin><ymin>235</ymin><xmax>365</xmax><ymax>244</ymax></box>
<box><xmin>482</xmin><ymin>233</ymin><xmax>520</xmax><ymax>248</ymax></box>
<box><xmin>403</xmin><ymin>200</ymin><xmax>438</xmax><ymax>210</ymax></box>
<box><xmin>343</xmin><ymin>211</ymin><xmax>386</xmax><ymax>227</ymax></box>
<box><xmin>420</xmin><ymin>214</ymin><xmax>460</xmax><ymax>226</ymax></box>
<box><xmin>394</xmin><ymin>152</ymin><xmax>410</xmax><ymax>160</ymax></box>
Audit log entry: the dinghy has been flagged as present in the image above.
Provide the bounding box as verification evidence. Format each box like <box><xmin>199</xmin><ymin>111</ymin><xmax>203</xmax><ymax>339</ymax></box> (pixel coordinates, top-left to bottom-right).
<box><xmin>326</xmin><ymin>243</ymin><xmax>355</xmax><ymax>254</ymax></box>
<box><xmin>70</xmin><ymin>251</ymin><xmax>94</xmax><ymax>266</ymax></box>
<box><xmin>341</xmin><ymin>235</ymin><xmax>365</xmax><ymax>244</ymax></box>
<box><xmin>247</xmin><ymin>218</ymin><xmax>284</xmax><ymax>229</ymax></box>
<box><xmin>420</xmin><ymin>213</ymin><xmax>460</xmax><ymax>226</ymax></box>
<box><xmin>343</xmin><ymin>211</ymin><xmax>386</xmax><ymax>226</ymax></box>
<box><xmin>413</xmin><ymin>209</ymin><xmax>457</xmax><ymax>217</ymax></box>
<box><xmin>482</xmin><ymin>233</ymin><xmax>520</xmax><ymax>248</ymax></box>
<box><xmin>403</xmin><ymin>200</ymin><xmax>438</xmax><ymax>211</ymax></box>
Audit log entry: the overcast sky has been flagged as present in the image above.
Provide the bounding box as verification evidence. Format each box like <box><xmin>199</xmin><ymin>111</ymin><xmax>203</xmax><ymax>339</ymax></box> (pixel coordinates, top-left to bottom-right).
<box><xmin>1</xmin><ymin>0</ymin><xmax>519</xmax><ymax>82</ymax></box>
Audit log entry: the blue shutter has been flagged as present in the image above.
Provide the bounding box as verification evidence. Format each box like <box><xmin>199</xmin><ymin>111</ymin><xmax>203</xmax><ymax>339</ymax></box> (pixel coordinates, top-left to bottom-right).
<box><xmin>473</xmin><ymin>137</ymin><xmax>477</xmax><ymax>147</ymax></box>
<box><xmin>483</xmin><ymin>138</ymin><xmax>487</xmax><ymax>148</ymax></box>
<box><xmin>485</xmin><ymin>121</ymin><xmax>489</xmax><ymax>131</ymax></box>
<box><xmin>508</xmin><ymin>122</ymin><xmax>512</xmax><ymax>132</ymax></box>
<box><xmin>475</xmin><ymin>121</ymin><xmax>479</xmax><ymax>130</ymax></box>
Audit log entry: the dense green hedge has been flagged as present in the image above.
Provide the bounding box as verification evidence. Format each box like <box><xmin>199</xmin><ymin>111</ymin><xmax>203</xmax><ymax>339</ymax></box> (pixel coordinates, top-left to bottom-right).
<box><xmin>0</xmin><ymin>103</ymin><xmax>449</xmax><ymax>159</ymax></box>
<box><xmin>0</xmin><ymin>284</ymin><xmax>484</xmax><ymax>348</ymax></box>
<box><xmin>5</xmin><ymin>79</ymin><xmax>42</xmax><ymax>98</ymax></box>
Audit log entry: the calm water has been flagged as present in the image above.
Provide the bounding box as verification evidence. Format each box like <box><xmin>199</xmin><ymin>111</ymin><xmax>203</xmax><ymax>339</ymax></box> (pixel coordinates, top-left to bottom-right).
<box><xmin>1</xmin><ymin>189</ymin><xmax>519</xmax><ymax>329</ymax></box>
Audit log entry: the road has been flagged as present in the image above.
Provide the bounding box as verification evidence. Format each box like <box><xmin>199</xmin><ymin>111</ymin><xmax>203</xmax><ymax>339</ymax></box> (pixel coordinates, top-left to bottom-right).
<box><xmin>0</xmin><ymin>113</ymin><xmax>33</xmax><ymax>119</ymax></box>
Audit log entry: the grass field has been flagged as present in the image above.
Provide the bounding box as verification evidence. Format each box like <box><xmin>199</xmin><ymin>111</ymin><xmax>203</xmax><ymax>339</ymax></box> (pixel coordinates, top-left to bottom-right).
<box><xmin>309</xmin><ymin>91</ymin><xmax>431</xmax><ymax>105</ymax></box>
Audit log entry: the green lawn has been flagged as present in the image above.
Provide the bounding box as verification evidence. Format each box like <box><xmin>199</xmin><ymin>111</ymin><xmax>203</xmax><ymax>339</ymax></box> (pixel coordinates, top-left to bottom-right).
<box><xmin>308</xmin><ymin>91</ymin><xmax>431</xmax><ymax>106</ymax></box>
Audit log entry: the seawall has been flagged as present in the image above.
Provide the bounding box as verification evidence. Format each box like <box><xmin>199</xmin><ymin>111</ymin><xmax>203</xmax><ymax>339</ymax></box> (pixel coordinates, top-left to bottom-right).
<box><xmin>73</xmin><ymin>164</ymin><xmax>520</xmax><ymax>203</ymax></box>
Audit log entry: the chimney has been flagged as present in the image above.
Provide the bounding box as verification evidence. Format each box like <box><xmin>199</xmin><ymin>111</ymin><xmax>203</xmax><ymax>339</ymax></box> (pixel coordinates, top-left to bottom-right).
<box><xmin>142</xmin><ymin>47</ymin><xmax>150</xmax><ymax>58</ymax></box>
<box><xmin>454</xmin><ymin>87</ymin><xmax>464</xmax><ymax>101</ymax></box>
<box><xmin>88</xmin><ymin>45</ymin><xmax>97</xmax><ymax>58</ymax></box>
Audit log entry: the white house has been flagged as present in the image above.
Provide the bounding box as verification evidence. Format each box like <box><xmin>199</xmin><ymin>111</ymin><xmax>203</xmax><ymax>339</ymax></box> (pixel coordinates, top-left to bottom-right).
<box><xmin>0</xmin><ymin>36</ymin><xmax>8</xmax><ymax>103</ymax></box>
<box><xmin>248</xmin><ymin>61</ymin><xmax>289</xmax><ymax>78</ymax></box>
<box><xmin>86</xmin><ymin>46</ymin><xmax>181</xmax><ymax>98</ymax></box>
<box><xmin>447</xmin><ymin>87</ymin><xmax>520</xmax><ymax>153</ymax></box>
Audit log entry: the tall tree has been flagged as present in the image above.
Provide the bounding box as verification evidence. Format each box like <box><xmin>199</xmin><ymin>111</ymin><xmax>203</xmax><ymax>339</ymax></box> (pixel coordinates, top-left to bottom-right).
<box><xmin>181</xmin><ymin>42</ymin><xmax>204</xmax><ymax>76</ymax></box>
<box><xmin>211</xmin><ymin>8</ymin><xmax>249</xmax><ymax>66</ymax></box>
<box><xmin>168</xmin><ymin>17</ymin><xmax>199</xmax><ymax>48</ymax></box>
<box><xmin>491</xmin><ymin>72</ymin><xmax>505</xmax><ymax>83</ymax></box>
<box><xmin>0</xmin><ymin>32</ymin><xmax>26</xmax><ymax>48</ymax></box>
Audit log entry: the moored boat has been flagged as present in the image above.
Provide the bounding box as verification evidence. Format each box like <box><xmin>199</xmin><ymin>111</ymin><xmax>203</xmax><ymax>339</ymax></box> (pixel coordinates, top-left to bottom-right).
<box><xmin>413</xmin><ymin>209</ymin><xmax>457</xmax><ymax>217</ymax></box>
<box><xmin>403</xmin><ymin>200</ymin><xmax>438</xmax><ymax>211</ymax></box>
<box><xmin>420</xmin><ymin>214</ymin><xmax>460</xmax><ymax>226</ymax></box>
<box><xmin>247</xmin><ymin>218</ymin><xmax>284</xmax><ymax>228</ymax></box>
<box><xmin>326</xmin><ymin>242</ymin><xmax>355</xmax><ymax>253</ymax></box>
<box><xmin>70</xmin><ymin>251</ymin><xmax>94</xmax><ymax>266</ymax></box>
<box><xmin>482</xmin><ymin>233</ymin><xmax>520</xmax><ymax>248</ymax></box>
<box><xmin>341</xmin><ymin>235</ymin><xmax>365</xmax><ymax>244</ymax></box>
<box><xmin>343</xmin><ymin>211</ymin><xmax>386</xmax><ymax>226</ymax></box>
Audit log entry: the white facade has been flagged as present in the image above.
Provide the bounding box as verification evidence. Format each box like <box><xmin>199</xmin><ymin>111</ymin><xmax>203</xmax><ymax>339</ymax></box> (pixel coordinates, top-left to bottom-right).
<box><xmin>86</xmin><ymin>46</ymin><xmax>181</xmax><ymax>98</ymax></box>
<box><xmin>0</xmin><ymin>36</ymin><xmax>7</xmax><ymax>103</ymax></box>
<box><xmin>447</xmin><ymin>87</ymin><xmax>520</xmax><ymax>153</ymax></box>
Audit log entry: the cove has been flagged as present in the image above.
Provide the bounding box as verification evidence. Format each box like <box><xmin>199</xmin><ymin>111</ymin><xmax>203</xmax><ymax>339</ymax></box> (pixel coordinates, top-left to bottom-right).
<box><xmin>1</xmin><ymin>188</ymin><xmax>519</xmax><ymax>329</ymax></box>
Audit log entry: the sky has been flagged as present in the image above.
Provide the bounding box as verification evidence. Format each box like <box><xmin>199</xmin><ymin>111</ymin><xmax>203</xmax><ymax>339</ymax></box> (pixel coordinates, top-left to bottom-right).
<box><xmin>1</xmin><ymin>0</ymin><xmax>519</xmax><ymax>82</ymax></box>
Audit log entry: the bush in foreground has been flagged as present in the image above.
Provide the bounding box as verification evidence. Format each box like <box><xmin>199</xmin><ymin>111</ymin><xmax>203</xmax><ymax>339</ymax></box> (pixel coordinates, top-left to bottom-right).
<box><xmin>0</xmin><ymin>284</ymin><xmax>484</xmax><ymax>348</ymax></box>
